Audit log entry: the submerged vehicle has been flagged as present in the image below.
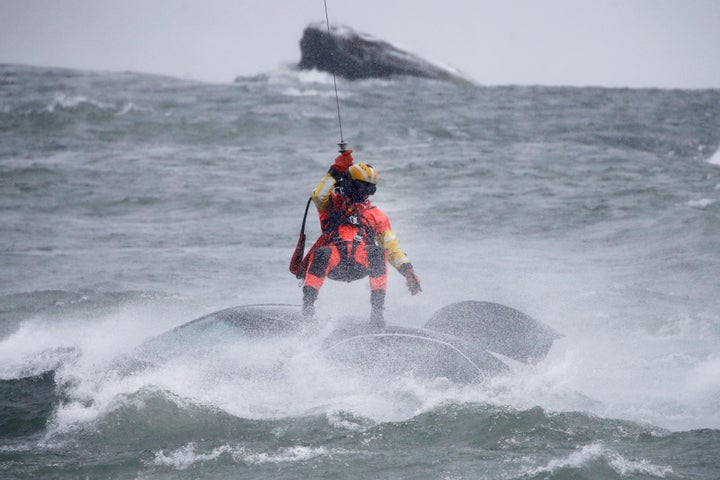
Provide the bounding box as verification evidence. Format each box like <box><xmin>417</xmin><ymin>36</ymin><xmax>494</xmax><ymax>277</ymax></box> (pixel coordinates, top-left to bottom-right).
<box><xmin>136</xmin><ymin>301</ymin><xmax>561</xmax><ymax>383</ymax></box>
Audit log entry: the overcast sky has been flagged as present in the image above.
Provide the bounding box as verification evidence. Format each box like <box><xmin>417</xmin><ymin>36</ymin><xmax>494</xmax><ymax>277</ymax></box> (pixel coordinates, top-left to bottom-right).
<box><xmin>1</xmin><ymin>0</ymin><xmax>718</xmax><ymax>89</ymax></box>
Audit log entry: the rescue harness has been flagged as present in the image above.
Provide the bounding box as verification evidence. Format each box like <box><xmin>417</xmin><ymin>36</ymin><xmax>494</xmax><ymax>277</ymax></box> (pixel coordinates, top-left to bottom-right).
<box><xmin>290</xmin><ymin>188</ymin><xmax>377</xmax><ymax>281</ymax></box>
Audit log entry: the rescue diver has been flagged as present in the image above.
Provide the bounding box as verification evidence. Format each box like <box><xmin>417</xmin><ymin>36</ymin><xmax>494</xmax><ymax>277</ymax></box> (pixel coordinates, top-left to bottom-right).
<box><xmin>301</xmin><ymin>149</ymin><xmax>421</xmax><ymax>327</ymax></box>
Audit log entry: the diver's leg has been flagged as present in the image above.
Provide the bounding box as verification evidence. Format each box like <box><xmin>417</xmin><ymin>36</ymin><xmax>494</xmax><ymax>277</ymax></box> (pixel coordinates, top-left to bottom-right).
<box><xmin>302</xmin><ymin>246</ymin><xmax>340</xmax><ymax>319</ymax></box>
<box><xmin>302</xmin><ymin>285</ymin><xmax>318</xmax><ymax>319</ymax></box>
<box><xmin>369</xmin><ymin>290</ymin><xmax>386</xmax><ymax>328</ymax></box>
<box><xmin>366</xmin><ymin>245</ymin><xmax>387</xmax><ymax>327</ymax></box>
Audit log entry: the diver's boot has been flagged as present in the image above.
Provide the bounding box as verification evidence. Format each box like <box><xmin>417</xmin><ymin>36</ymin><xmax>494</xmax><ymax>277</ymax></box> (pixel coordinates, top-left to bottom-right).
<box><xmin>302</xmin><ymin>286</ymin><xmax>318</xmax><ymax>321</ymax></box>
<box><xmin>369</xmin><ymin>289</ymin><xmax>386</xmax><ymax>328</ymax></box>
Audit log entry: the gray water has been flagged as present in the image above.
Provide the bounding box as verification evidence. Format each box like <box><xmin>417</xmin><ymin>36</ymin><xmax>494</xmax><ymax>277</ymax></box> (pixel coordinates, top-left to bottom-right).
<box><xmin>1</xmin><ymin>63</ymin><xmax>720</xmax><ymax>479</ymax></box>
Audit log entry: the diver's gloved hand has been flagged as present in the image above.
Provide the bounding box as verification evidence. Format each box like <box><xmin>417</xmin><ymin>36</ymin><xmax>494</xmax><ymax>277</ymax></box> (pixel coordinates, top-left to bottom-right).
<box><xmin>399</xmin><ymin>263</ymin><xmax>422</xmax><ymax>295</ymax></box>
<box><xmin>330</xmin><ymin>149</ymin><xmax>353</xmax><ymax>175</ymax></box>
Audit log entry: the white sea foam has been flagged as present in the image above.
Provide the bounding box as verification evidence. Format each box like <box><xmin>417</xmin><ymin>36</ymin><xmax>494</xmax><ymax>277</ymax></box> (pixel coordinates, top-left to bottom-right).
<box><xmin>150</xmin><ymin>442</ymin><xmax>344</xmax><ymax>470</ymax></box>
<box><xmin>281</xmin><ymin>87</ymin><xmax>339</xmax><ymax>98</ymax></box>
<box><xmin>325</xmin><ymin>411</ymin><xmax>369</xmax><ymax>431</ymax></box>
<box><xmin>42</xmin><ymin>93</ymin><xmax>151</xmax><ymax>116</ymax></box>
<box><xmin>608</xmin><ymin>454</ymin><xmax>674</xmax><ymax>477</ymax></box>
<box><xmin>526</xmin><ymin>443</ymin><xmax>673</xmax><ymax>478</ymax></box>
<box><xmin>687</xmin><ymin>198</ymin><xmax>716</xmax><ymax>208</ymax></box>
<box><xmin>265</xmin><ymin>67</ymin><xmax>336</xmax><ymax>86</ymax></box>
<box><xmin>296</xmin><ymin>68</ymin><xmax>336</xmax><ymax>85</ymax></box>
<box><xmin>116</xmin><ymin>102</ymin><xmax>152</xmax><ymax>115</ymax></box>
<box><xmin>45</xmin><ymin>93</ymin><xmax>113</xmax><ymax>112</ymax></box>
<box><xmin>0</xmin><ymin>319</ymin><xmax>79</xmax><ymax>379</ymax></box>
<box><xmin>0</xmin><ymin>300</ymin><xmax>204</xmax><ymax>432</ymax></box>
<box><xmin>709</xmin><ymin>146</ymin><xmax>720</xmax><ymax>166</ymax></box>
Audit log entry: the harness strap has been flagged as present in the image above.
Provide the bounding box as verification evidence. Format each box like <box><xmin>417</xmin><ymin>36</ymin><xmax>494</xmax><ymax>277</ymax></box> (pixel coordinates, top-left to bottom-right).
<box><xmin>325</xmin><ymin>195</ymin><xmax>377</xmax><ymax>247</ymax></box>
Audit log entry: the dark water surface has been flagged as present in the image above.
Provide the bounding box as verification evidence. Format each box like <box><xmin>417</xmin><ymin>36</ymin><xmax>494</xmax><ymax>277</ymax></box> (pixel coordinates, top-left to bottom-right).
<box><xmin>1</xmin><ymin>64</ymin><xmax>720</xmax><ymax>479</ymax></box>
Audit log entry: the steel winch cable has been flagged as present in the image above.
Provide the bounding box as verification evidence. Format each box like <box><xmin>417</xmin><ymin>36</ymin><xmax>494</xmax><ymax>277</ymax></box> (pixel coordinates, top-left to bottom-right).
<box><xmin>323</xmin><ymin>0</ymin><xmax>347</xmax><ymax>152</ymax></box>
<box><xmin>289</xmin><ymin>0</ymin><xmax>349</xmax><ymax>280</ymax></box>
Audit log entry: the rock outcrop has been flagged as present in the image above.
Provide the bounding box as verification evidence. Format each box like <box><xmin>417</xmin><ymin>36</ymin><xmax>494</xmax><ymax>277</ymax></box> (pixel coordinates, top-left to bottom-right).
<box><xmin>298</xmin><ymin>22</ymin><xmax>473</xmax><ymax>85</ymax></box>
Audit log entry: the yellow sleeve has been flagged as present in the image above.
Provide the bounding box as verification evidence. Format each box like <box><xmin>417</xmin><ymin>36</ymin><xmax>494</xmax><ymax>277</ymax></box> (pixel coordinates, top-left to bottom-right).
<box><xmin>310</xmin><ymin>172</ymin><xmax>336</xmax><ymax>211</ymax></box>
<box><xmin>378</xmin><ymin>229</ymin><xmax>411</xmax><ymax>270</ymax></box>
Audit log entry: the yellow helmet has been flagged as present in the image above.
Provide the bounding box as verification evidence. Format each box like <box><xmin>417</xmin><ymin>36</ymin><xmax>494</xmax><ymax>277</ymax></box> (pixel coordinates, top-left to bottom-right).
<box><xmin>348</xmin><ymin>163</ymin><xmax>378</xmax><ymax>185</ymax></box>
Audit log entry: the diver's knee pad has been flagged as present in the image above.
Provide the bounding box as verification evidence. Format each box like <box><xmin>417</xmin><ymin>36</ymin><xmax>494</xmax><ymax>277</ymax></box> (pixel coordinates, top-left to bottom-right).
<box><xmin>308</xmin><ymin>247</ymin><xmax>331</xmax><ymax>277</ymax></box>
<box><xmin>367</xmin><ymin>245</ymin><xmax>386</xmax><ymax>278</ymax></box>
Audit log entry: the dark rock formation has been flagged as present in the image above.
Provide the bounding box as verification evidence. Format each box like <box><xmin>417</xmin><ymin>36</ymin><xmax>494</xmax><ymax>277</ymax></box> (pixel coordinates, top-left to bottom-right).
<box><xmin>298</xmin><ymin>22</ymin><xmax>473</xmax><ymax>84</ymax></box>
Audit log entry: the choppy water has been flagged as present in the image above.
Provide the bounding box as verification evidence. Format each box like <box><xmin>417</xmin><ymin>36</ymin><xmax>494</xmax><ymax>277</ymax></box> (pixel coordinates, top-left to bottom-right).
<box><xmin>1</xmin><ymin>63</ymin><xmax>720</xmax><ymax>479</ymax></box>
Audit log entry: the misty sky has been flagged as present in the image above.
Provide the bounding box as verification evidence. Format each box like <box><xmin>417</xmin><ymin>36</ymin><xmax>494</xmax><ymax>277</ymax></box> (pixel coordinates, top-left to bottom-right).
<box><xmin>1</xmin><ymin>0</ymin><xmax>718</xmax><ymax>89</ymax></box>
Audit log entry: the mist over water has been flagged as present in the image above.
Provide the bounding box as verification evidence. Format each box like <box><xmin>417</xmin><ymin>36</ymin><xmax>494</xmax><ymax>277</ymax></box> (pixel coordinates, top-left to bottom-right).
<box><xmin>1</xmin><ymin>63</ymin><xmax>720</xmax><ymax>478</ymax></box>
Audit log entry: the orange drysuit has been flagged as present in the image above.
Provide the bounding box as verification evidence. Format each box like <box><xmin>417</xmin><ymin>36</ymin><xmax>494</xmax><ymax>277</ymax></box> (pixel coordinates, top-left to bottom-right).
<box><xmin>302</xmin><ymin>171</ymin><xmax>410</xmax><ymax>292</ymax></box>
